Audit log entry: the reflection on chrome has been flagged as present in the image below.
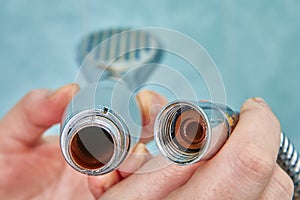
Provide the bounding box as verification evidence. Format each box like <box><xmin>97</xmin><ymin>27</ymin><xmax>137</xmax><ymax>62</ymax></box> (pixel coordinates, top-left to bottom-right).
<box><xmin>155</xmin><ymin>101</ymin><xmax>239</xmax><ymax>165</ymax></box>
<box><xmin>60</xmin><ymin>79</ymin><xmax>139</xmax><ymax>176</ymax></box>
<box><xmin>155</xmin><ymin>100</ymin><xmax>299</xmax><ymax>198</ymax></box>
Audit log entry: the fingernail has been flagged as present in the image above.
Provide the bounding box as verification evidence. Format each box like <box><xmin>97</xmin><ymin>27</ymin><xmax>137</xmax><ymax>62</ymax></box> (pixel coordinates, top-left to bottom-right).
<box><xmin>200</xmin><ymin>99</ymin><xmax>209</xmax><ymax>102</ymax></box>
<box><xmin>252</xmin><ymin>97</ymin><xmax>270</xmax><ymax>108</ymax></box>
<box><xmin>150</xmin><ymin>104</ymin><xmax>163</xmax><ymax>118</ymax></box>
<box><xmin>49</xmin><ymin>83</ymin><xmax>80</xmax><ymax>100</ymax></box>
<box><xmin>119</xmin><ymin>143</ymin><xmax>151</xmax><ymax>177</ymax></box>
<box><xmin>89</xmin><ymin>171</ymin><xmax>120</xmax><ymax>198</ymax></box>
<box><xmin>130</xmin><ymin>143</ymin><xmax>151</xmax><ymax>163</ymax></box>
<box><xmin>102</xmin><ymin>171</ymin><xmax>120</xmax><ymax>190</ymax></box>
<box><xmin>133</xmin><ymin>142</ymin><xmax>150</xmax><ymax>154</ymax></box>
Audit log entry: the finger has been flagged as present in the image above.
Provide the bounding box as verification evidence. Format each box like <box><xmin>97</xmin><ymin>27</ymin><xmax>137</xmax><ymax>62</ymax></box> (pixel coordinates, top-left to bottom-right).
<box><xmin>118</xmin><ymin>143</ymin><xmax>152</xmax><ymax>177</ymax></box>
<box><xmin>0</xmin><ymin>84</ymin><xmax>79</xmax><ymax>148</ymax></box>
<box><xmin>167</xmin><ymin>98</ymin><xmax>281</xmax><ymax>199</ymax></box>
<box><xmin>260</xmin><ymin>164</ymin><xmax>294</xmax><ymax>199</ymax></box>
<box><xmin>88</xmin><ymin>143</ymin><xmax>151</xmax><ymax>199</ymax></box>
<box><xmin>89</xmin><ymin>91</ymin><xmax>167</xmax><ymax>199</ymax></box>
<box><xmin>88</xmin><ymin>171</ymin><xmax>121</xmax><ymax>199</ymax></box>
<box><xmin>100</xmin><ymin>156</ymin><xmax>200</xmax><ymax>200</ymax></box>
<box><xmin>136</xmin><ymin>90</ymin><xmax>168</xmax><ymax>143</ymax></box>
<box><xmin>41</xmin><ymin>135</ymin><xmax>60</xmax><ymax>144</ymax></box>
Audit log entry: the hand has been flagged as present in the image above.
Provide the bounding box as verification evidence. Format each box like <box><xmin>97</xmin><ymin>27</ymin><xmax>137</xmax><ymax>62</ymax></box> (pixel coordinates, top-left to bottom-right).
<box><xmin>89</xmin><ymin>98</ymin><xmax>294</xmax><ymax>199</ymax></box>
<box><xmin>0</xmin><ymin>85</ymin><xmax>167</xmax><ymax>199</ymax></box>
<box><xmin>0</xmin><ymin>84</ymin><xmax>95</xmax><ymax>199</ymax></box>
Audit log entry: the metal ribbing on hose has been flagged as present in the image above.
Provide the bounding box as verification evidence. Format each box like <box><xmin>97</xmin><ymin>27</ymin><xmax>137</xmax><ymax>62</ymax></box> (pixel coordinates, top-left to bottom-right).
<box><xmin>277</xmin><ymin>132</ymin><xmax>300</xmax><ymax>199</ymax></box>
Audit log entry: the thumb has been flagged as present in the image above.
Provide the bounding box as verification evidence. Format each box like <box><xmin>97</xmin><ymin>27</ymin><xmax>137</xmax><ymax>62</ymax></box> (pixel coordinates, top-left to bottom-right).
<box><xmin>136</xmin><ymin>90</ymin><xmax>168</xmax><ymax>143</ymax></box>
<box><xmin>0</xmin><ymin>84</ymin><xmax>79</xmax><ymax>149</ymax></box>
<box><xmin>88</xmin><ymin>143</ymin><xmax>152</xmax><ymax>199</ymax></box>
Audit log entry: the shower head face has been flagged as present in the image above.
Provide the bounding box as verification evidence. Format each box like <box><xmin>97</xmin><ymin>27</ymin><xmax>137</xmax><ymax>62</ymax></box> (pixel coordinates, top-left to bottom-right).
<box><xmin>77</xmin><ymin>28</ymin><xmax>162</xmax><ymax>82</ymax></box>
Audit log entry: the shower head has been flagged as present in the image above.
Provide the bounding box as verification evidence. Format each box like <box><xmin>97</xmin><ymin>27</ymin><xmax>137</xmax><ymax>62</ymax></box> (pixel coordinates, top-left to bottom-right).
<box><xmin>77</xmin><ymin>28</ymin><xmax>162</xmax><ymax>84</ymax></box>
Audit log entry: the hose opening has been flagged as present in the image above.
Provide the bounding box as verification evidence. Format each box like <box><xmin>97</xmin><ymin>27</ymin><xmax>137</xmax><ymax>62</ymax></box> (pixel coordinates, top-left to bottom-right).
<box><xmin>155</xmin><ymin>102</ymin><xmax>209</xmax><ymax>164</ymax></box>
<box><xmin>70</xmin><ymin>126</ymin><xmax>115</xmax><ymax>170</ymax></box>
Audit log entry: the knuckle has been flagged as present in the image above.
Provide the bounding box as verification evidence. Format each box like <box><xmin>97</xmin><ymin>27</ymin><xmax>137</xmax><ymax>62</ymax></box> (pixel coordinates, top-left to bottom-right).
<box><xmin>22</xmin><ymin>89</ymin><xmax>50</xmax><ymax>125</ymax></box>
<box><xmin>23</xmin><ymin>90</ymin><xmax>40</xmax><ymax>108</ymax></box>
<box><xmin>23</xmin><ymin>90</ymin><xmax>40</xmax><ymax>115</ymax></box>
<box><xmin>24</xmin><ymin>89</ymin><xmax>40</xmax><ymax>100</ymax></box>
<box><xmin>261</xmin><ymin>169</ymin><xmax>294</xmax><ymax>200</ymax></box>
<box><xmin>285</xmin><ymin>179</ymin><xmax>294</xmax><ymax>199</ymax></box>
<box><xmin>276</xmin><ymin>168</ymin><xmax>294</xmax><ymax>198</ymax></box>
<box><xmin>160</xmin><ymin>164</ymin><xmax>183</xmax><ymax>179</ymax></box>
<box><xmin>234</xmin><ymin>147</ymin><xmax>274</xmax><ymax>184</ymax></box>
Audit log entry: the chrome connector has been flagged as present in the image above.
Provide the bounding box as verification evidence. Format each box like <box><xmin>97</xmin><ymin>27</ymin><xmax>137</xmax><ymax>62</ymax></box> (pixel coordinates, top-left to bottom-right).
<box><xmin>154</xmin><ymin>101</ymin><xmax>238</xmax><ymax>165</ymax></box>
<box><xmin>60</xmin><ymin>108</ymin><xmax>130</xmax><ymax>176</ymax></box>
<box><xmin>60</xmin><ymin>79</ymin><xmax>141</xmax><ymax>176</ymax></box>
<box><xmin>155</xmin><ymin>100</ymin><xmax>299</xmax><ymax>198</ymax></box>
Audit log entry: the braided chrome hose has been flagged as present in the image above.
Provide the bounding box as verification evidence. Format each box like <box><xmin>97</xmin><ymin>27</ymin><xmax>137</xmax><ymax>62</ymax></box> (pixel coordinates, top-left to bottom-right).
<box><xmin>277</xmin><ymin>132</ymin><xmax>300</xmax><ymax>199</ymax></box>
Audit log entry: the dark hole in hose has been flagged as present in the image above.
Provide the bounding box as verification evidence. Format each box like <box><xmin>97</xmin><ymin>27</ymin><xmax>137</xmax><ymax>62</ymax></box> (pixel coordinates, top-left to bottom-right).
<box><xmin>172</xmin><ymin>108</ymin><xmax>207</xmax><ymax>153</ymax></box>
<box><xmin>70</xmin><ymin>126</ymin><xmax>114</xmax><ymax>169</ymax></box>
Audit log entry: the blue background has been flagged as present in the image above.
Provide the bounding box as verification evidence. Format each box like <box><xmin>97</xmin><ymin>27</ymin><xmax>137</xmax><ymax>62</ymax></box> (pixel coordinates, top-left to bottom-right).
<box><xmin>0</xmin><ymin>0</ymin><xmax>299</xmax><ymax>148</ymax></box>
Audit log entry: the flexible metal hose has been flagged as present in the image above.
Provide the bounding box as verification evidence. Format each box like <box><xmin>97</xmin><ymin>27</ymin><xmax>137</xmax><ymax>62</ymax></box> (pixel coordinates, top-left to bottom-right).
<box><xmin>277</xmin><ymin>132</ymin><xmax>300</xmax><ymax>199</ymax></box>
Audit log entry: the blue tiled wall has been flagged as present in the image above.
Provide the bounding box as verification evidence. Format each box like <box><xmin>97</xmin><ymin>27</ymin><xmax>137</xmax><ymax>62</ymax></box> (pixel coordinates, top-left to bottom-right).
<box><xmin>0</xmin><ymin>0</ymin><xmax>299</xmax><ymax>147</ymax></box>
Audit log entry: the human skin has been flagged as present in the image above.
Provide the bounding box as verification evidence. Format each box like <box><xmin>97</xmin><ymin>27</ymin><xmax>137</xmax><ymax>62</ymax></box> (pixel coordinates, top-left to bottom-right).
<box><xmin>0</xmin><ymin>84</ymin><xmax>294</xmax><ymax>199</ymax></box>
<box><xmin>89</xmin><ymin>99</ymin><xmax>295</xmax><ymax>199</ymax></box>
<box><xmin>0</xmin><ymin>85</ymin><xmax>165</xmax><ymax>199</ymax></box>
